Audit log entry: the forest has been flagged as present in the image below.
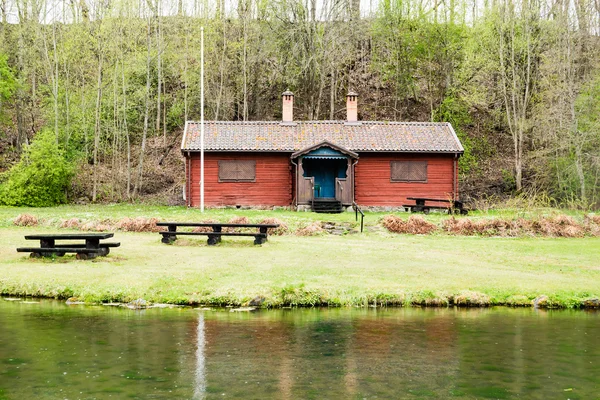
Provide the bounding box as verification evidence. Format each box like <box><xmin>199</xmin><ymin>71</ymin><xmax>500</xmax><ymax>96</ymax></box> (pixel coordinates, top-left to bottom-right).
<box><xmin>0</xmin><ymin>0</ymin><xmax>598</xmax><ymax>208</ymax></box>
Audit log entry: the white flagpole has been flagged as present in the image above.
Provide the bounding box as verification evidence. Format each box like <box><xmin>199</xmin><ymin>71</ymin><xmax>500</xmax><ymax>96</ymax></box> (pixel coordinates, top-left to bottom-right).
<box><xmin>200</xmin><ymin>27</ymin><xmax>205</xmax><ymax>213</ymax></box>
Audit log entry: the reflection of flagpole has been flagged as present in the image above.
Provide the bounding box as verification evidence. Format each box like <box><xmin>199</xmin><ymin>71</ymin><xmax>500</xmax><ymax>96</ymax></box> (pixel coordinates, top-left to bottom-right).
<box><xmin>200</xmin><ymin>26</ymin><xmax>205</xmax><ymax>212</ymax></box>
<box><xmin>194</xmin><ymin>313</ymin><xmax>206</xmax><ymax>399</ymax></box>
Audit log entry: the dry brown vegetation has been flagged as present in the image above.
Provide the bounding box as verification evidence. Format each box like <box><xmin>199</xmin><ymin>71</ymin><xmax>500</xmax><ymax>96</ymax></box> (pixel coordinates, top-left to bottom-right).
<box><xmin>585</xmin><ymin>214</ymin><xmax>600</xmax><ymax>225</ymax></box>
<box><xmin>190</xmin><ymin>219</ymin><xmax>220</xmax><ymax>233</ymax></box>
<box><xmin>379</xmin><ymin>214</ymin><xmax>600</xmax><ymax>238</ymax></box>
<box><xmin>228</xmin><ymin>216</ymin><xmax>250</xmax><ymax>225</ymax></box>
<box><xmin>381</xmin><ymin>215</ymin><xmax>437</xmax><ymax>235</ymax></box>
<box><xmin>441</xmin><ymin>215</ymin><xmax>589</xmax><ymax>237</ymax></box>
<box><xmin>60</xmin><ymin>218</ymin><xmax>80</xmax><ymax>229</ymax></box>
<box><xmin>295</xmin><ymin>222</ymin><xmax>324</xmax><ymax>236</ymax></box>
<box><xmin>115</xmin><ymin>217</ymin><xmax>162</xmax><ymax>232</ymax></box>
<box><xmin>259</xmin><ymin>218</ymin><xmax>289</xmax><ymax>235</ymax></box>
<box><xmin>453</xmin><ymin>291</ymin><xmax>492</xmax><ymax>307</ymax></box>
<box><xmin>13</xmin><ymin>214</ymin><xmax>38</xmax><ymax>227</ymax></box>
<box><xmin>79</xmin><ymin>220</ymin><xmax>112</xmax><ymax>232</ymax></box>
<box><xmin>224</xmin><ymin>216</ymin><xmax>252</xmax><ymax>232</ymax></box>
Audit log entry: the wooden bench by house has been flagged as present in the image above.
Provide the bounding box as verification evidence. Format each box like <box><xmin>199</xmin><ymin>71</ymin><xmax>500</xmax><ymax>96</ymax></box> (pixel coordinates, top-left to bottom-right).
<box><xmin>403</xmin><ymin>197</ymin><xmax>469</xmax><ymax>215</ymax></box>
<box><xmin>17</xmin><ymin>233</ymin><xmax>120</xmax><ymax>260</ymax></box>
<box><xmin>156</xmin><ymin>222</ymin><xmax>280</xmax><ymax>246</ymax></box>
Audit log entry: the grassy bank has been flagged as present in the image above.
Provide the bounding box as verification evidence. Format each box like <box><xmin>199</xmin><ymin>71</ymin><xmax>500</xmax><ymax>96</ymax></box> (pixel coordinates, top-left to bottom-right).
<box><xmin>1</xmin><ymin>205</ymin><xmax>599</xmax><ymax>308</ymax></box>
<box><xmin>0</xmin><ymin>203</ymin><xmax>596</xmax><ymax>230</ymax></box>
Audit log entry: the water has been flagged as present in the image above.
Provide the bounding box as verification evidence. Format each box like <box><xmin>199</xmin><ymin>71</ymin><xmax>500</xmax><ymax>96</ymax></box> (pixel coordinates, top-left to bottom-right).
<box><xmin>0</xmin><ymin>300</ymin><xmax>598</xmax><ymax>399</ymax></box>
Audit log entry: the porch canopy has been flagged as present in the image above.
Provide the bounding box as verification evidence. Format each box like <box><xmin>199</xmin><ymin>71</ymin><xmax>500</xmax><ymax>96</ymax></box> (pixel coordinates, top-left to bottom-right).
<box><xmin>291</xmin><ymin>141</ymin><xmax>358</xmax><ymax>160</ymax></box>
<box><xmin>292</xmin><ymin>141</ymin><xmax>358</xmax><ymax>204</ymax></box>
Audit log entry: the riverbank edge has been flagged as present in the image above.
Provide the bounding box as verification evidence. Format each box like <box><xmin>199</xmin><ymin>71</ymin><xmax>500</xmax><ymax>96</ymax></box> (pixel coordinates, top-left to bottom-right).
<box><xmin>1</xmin><ymin>290</ymin><xmax>599</xmax><ymax>310</ymax></box>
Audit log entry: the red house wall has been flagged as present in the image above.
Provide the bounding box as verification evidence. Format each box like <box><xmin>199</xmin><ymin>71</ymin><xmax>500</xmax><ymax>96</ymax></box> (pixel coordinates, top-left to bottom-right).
<box><xmin>186</xmin><ymin>152</ymin><xmax>292</xmax><ymax>207</ymax></box>
<box><xmin>354</xmin><ymin>153</ymin><xmax>457</xmax><ymax>206</ymax></box>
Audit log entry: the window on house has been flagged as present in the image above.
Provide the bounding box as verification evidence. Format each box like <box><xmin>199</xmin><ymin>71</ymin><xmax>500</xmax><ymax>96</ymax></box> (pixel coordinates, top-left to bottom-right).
<box><xmin>218</xmin><ymin>160</ymin><xmax>256</xmax><ymax>182</ymax></box>
<box><xmin>390</xmin><ymin>161</ymin><xmax>428</xmax><ymax>182</ymax></box>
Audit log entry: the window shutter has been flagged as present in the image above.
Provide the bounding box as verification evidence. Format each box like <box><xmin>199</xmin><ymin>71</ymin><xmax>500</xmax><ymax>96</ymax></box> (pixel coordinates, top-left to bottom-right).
<box><xmin>391</xmin><ymin>161</ymin><xmax>410</xmax><ymax>181</ymax></box>
<box><xmin>409</xmin><ymin>161</ymin><xmax>427</xmax><ymax>182</ymax></box>
<box><xmin>218</xmin><ymin>160</ymin><xmax>256</xmax><ymax>182</ymax></box>
<box><xmin>391</xmin><ymin>161</ymin><xmax>427</xmax><ymax>182</ymax></box>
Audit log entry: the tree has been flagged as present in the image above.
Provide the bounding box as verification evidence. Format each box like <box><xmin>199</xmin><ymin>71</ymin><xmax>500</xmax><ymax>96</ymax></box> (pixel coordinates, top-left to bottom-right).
<box><xmin>0</xmin><ymin>128</ymin><xmax>74</xmax><ymax>206</ymax></box>
<box><xmin>0</xmin><ymin>52</ymin><xmax>16</xmax><ymax>124</ymax></box>
<box><xmin>495</xmin><ymin>1</ymin><xmax>541</xmax><ymax>192</ymax></box>
<box><xmin>466</xmin><ymin>1</ymin><xmax>542</xmax><ymax>192</ymax></box>
<box><xmin>571</xmin><ymin>74</ymin><xmax>600</xmax><ymax>204</ymax></box>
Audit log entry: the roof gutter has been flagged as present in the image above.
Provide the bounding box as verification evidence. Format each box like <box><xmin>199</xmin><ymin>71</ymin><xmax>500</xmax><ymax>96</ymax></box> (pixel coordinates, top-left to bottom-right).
<box><xmin>180</xmin><ymin>121</ymin><xmax>189</xmax><ymax>155</ymax></box>
<box><xmin>290</xmin><ymin>158</ymin><xmax>298</xmax><ymax>210</ymax></box>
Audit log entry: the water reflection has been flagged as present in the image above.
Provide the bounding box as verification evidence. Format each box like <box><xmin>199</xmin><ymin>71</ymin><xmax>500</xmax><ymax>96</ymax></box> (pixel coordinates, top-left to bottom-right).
<box><xmin>194</xmin><ymin>313</ymin><xmax>206</xmax><ymax>400</ymax></box>
<box><xmin>0</xmin><ymin>301</ymin><xmax>598</xmax><ymax>399</ymax></box>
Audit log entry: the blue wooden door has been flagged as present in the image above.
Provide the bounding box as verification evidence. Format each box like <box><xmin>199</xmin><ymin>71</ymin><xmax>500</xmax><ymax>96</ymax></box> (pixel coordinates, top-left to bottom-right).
<box><xmin>302</xmin><ymin>152</ymin><xmax>348</xmax><ymax>199</ymax></box>
<box><xmin>313</xmin><ymin>167</ymin><xmax>335</xmax><ymax>198</ymax></box>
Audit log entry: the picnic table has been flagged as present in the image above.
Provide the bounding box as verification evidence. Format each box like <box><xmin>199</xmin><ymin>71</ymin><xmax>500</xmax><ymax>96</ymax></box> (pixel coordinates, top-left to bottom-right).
<box><xmin>17</xmin><ymin>233</ymin><xmax>120</xmax><ymax>259</ymax></box>
<box><xmin>404</xmin><ymin>197</ymin><xmax>468</xmax><ymax>215</ymax></box>
<box><xmin>157</xmin><ymin>222</ymin><xmax>280</xmax><ymax>246</ymax></box>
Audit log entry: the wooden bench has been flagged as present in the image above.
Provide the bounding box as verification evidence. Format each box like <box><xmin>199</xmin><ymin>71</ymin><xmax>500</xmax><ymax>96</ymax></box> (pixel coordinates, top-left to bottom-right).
<box><xmin>17</xmin><ymin>233</ymin><xmax>120</xmax><ymax>259</ymax></box>
<box><xmin>156</xmin><ymin>222</ymin><xmax>280</xmax><ymax>246</ymax></box>
<box><xmin>403</xmin><ymin>197</ymin><xmax>469</xmax><ymax>215</ymax></box>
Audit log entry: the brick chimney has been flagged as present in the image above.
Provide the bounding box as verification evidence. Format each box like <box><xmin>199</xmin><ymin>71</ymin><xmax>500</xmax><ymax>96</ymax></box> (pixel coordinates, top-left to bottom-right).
<box><xmin>282</xmin><ymin>90</ymin><xmax>294</xmax><ymax>123</ymax></box>
<box><xmin>346</xmin><ymin>91</ymin><xmax>358</xmax><ymax>122</ymax></box>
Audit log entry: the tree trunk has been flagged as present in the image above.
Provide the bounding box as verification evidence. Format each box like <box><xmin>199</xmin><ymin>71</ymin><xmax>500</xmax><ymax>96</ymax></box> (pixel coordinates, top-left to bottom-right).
<box><xmin>155</xmin><ymin>3</ymin><xmax>162</xmax><ymax>141</ymax></box>
<box><xmin>92</xmin><ymin>54</ymin><xmax>103</xmax><ymax>202</ymax></box>
<box><xmin>329</xmin><ymin>67</ymin><xmax>335</xmax><ymax>120</ymax></box>
<box><xmin>133</xmin><ymin>17</ymin><xmax>152</xmax><ymax>198</ymax></box>
<box><xmin>242</xmin><ymin>14</ymin><xmax>248</xmax><ymax>121</ymax></box>
<box><xmin>574</xmin><ymin>145</ymin><xmax>586</xmax><ymax>202</ymax></box>
<box><xmin>122</xmin><ymin>64</ymin><xmax>131</xmax><ymax>199</ymax></box>
<box><xmin>215</xmin><ymin>24</ymin><xmax>226</xmax><ymax>120</ymax></box>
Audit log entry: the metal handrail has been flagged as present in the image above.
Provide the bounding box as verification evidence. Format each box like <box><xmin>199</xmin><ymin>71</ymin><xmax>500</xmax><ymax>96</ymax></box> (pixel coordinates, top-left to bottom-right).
<box><xmin>352</xmin><ymin>202</ymin><xmax>364</xmax><ymax>233</ymax></box>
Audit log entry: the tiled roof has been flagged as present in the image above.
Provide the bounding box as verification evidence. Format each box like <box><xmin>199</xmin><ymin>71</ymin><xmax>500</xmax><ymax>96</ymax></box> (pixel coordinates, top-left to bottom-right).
<box><xmin>182</xmin><ymin>121</ymin><xmax>463</xmax><ymax>153</ymax></box>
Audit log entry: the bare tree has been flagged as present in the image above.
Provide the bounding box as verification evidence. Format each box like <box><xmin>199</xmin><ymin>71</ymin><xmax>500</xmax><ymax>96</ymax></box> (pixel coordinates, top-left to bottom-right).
<box><xmin>133</xmin><ymin>14</ymin><xmax>152</xmax><ymax>198</ymax></box>
<box><xmin>496</xmin><ymin>0</ymin><xmax>539</xmax><ymax>191</ymax></box>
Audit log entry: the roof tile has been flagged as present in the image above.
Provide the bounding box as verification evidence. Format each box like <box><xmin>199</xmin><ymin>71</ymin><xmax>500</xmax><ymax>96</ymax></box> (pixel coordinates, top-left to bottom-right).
<box><xmin>182</xmin><ymin>121</ymin><xmax>463</xmax><ymax>153</ymax></box>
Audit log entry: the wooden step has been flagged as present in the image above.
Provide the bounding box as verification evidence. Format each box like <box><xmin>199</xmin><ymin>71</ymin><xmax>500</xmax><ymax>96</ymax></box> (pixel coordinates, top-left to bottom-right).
<box><xmin>312</xmin><ymin>200</ymin><xmax>344</xmax><ymax>214</ymax></box>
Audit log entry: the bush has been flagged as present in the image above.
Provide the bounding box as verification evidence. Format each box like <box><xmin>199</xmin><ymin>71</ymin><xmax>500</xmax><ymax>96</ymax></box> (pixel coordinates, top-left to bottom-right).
<box><xmin>0</xmin><ymin>129</ymin><xmax>74</xmax><ymax>207</ymax></box>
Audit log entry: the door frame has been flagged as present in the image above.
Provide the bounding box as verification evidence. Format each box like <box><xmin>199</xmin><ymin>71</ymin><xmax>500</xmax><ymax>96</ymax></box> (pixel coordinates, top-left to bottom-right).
<box><xmin>291</xmin><ymin>141</ymin><xmax>358</xmax><ymax>206</ymax></box>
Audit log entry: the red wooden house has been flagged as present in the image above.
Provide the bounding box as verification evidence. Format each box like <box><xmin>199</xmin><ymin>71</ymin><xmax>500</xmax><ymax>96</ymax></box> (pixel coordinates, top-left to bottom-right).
<box><xmin>181</xmin><ymin>91</ymin><xmax>464</xmax><ymax>211</ymax></box>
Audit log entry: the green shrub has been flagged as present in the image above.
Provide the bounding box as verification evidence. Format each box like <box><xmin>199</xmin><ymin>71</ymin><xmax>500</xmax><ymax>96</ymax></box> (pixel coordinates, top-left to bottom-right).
<box><xmin>0</xmin><ymin>129</ymin><xmax>74</xmax><ymax>206</ymax></box>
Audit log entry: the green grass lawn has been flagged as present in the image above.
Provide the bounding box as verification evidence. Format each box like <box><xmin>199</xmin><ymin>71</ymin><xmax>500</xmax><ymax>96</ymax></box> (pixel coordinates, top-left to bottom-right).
<box><xmin>0</xmin><ymin>205</ymin><xmax>599</xmax><ymax>308</ymax></box>
<box><xmin>0</xmin><ymin>203</ymin><xmax>595</xmax><ymax>229</ymax></box>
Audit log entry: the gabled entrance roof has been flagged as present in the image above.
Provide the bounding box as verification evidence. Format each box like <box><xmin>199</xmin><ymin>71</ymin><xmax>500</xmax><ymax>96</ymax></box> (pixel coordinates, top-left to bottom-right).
<box><xmin>291</xmin><ymin>141</ymin><xmax>359</xmax><ymax>160</ymax></box>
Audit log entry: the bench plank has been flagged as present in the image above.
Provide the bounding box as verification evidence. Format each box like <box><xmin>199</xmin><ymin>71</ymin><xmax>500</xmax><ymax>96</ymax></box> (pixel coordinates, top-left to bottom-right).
<box><xmin>159</xmin><ymin>230</ymin><xmax>269</xmax><ymax>246</ymax></box>
<box><xmin>407</xmin><ymin>197</ymin><xmax>455</xmax><ymax>203</ymax></box>
<box><xmin>156</xmin><ymin>222</ymin><xmax>279</xmax><ymax>227</ymax></box>
<box><xmin>405</xmin><ymin>197</ymin><xmax>468</xmax><ymax>215</ymax></box>
<box><xmin>17</xmin><ymin>247</ymin><xmax>106</xmax><ymax>259</ymax></box>
<box><xmin>53</xmin><ymin>242</ymin><xmax>121</xmax><ymax>249</ymax></box>
<box><xmin>24</xmin><ymin>233</ymin><xmax>114</xmax><ymax>240</ymax></box>
<box><xmin>17</xmin><ymin>247</ymin><xmax>102</xmax><ymax>253</ymax></box>
<box><xmin>157</xmin><ymin>222</ymin><xmax>278</xmax><ymax>246</ymax></box>
<box><xmin>160</xmin><ymin>232</ymin><xmax>266</xmax><ymax>237</ymax></box>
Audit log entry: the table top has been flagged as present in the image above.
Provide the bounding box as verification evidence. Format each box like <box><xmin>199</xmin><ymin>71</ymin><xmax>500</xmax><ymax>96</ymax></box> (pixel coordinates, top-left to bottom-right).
<box><xmin>406</xmin><ymin>197</ymin><xmax>455</xmax><ymax>203</ymax></box>
<box><xmin>24</xmin><ymin>233</ymin><xmax>114</xmax><ymax>240</ymax></box>
<box><xmin>156</xmin><ymin>222</ymin><xmax>280</xmax><ymax>228</ymax></box>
